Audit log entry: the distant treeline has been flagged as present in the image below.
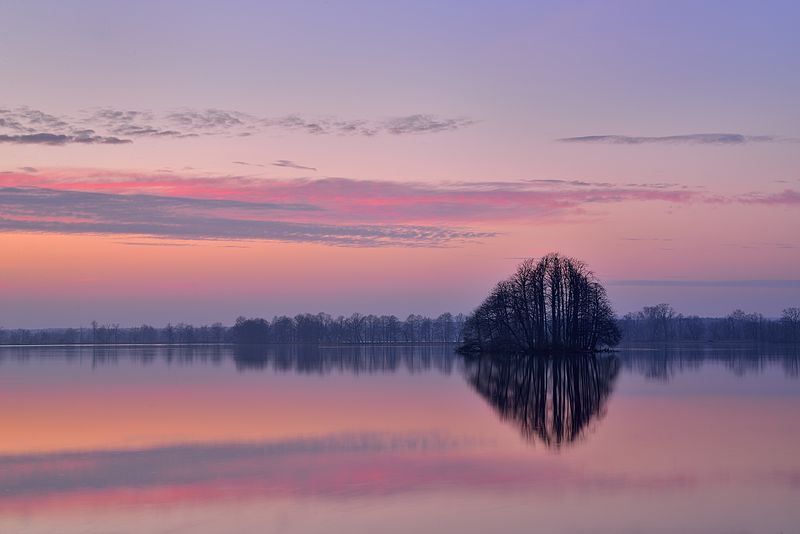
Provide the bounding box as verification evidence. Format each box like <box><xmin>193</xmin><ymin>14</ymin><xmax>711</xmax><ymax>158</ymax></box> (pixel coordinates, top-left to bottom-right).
<box><xmin>619</xmin><ymin>304</ymin><xmax>800</xmax><ymax>344</ymax></box>
<box><xmin>0</xmin><ymin>313</ymin><xmax>467</xmax><ymax>345</ymax></box>
<box><xmin>1</xmin><ymin>305</ymin><xmax>798</xmax><ymax>346</ymax></box>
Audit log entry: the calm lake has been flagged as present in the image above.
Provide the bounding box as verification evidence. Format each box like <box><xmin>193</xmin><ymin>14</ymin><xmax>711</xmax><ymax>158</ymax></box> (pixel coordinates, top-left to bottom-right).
<box><xmin>1</xmin><ymin>344</ymin><xmax>798</xmax><ymax>533</ymax></box>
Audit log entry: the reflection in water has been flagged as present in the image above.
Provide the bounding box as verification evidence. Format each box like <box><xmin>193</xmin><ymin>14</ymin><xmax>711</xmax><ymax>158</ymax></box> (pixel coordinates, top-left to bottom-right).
<box><xmin>463</xmin><ymin>354</ymin><xmax>620</xmax><ymax>448</ymax></box>
<box><xmin>1</xmin><ymin>344</ymin><xmax>800</xmax><ymax>533</ymax></box>
<box><xmin>1</xmin><ymin>343</ymin><xmax>797</xmax><ymax>381</ymax></box>
<box><xmin>232</xmin><ymin>344</ymin><xmax>456</xmax><ymax>374</ymax></box>
<box><xmin>0</xmin><ymin>433</ymin><xmax>489</xmax><ymax>505</ymax></box>
<box><xmin>0</xmin><ymin>344</ymin><xmax>457</xmax><ymax>375</ymax></box>
<box><xmin>617</xmin><ymin>344</ymin><xmax>800</xmax><ymax>381</ymax></box>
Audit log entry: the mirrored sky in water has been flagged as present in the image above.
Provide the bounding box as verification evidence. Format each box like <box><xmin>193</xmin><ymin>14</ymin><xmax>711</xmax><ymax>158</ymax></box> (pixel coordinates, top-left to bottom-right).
<box><xmin>1</xmin><ymin>345</ymin><xmax>798</xmax><ymax>533</ymax></box>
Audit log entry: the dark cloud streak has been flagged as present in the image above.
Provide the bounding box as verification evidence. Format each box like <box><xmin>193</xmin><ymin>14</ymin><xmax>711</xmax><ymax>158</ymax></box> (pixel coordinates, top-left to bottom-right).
<box><xmin>232</xmin><ymin>160</ymin><xmax>265</xmax><ymax>168</ymax></box>
<box><xmin>0</xmin><ymin>133</ymin><xmax>131</xmax><ymax>145</ymax></box>
<box><xmin>608</xmin><ymin>279</ymin><xmax>800</xmax><ymax>288</ymax></box>
<box><xmin>383</xmin><ymin>114</ymin><xmax>474</xmax><ymax>135</ymax></box>
<box><xmin>273</xmin><ymin>159</ymin><xmax>317</xmax><ymax>171</ymax></box>
<box><xmin>559</xmin><ymin>133</ymin><xmax>776</xmax><ymax>145</ymax></box>
<box><xmin>0</xmin><ymin>186</ymin><xmax>492</xmax><ymax>247</ymax></box>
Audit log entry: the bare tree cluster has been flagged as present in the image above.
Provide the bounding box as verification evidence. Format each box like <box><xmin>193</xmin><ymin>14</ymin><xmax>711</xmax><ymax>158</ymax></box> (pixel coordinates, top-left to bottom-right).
<box><xmin>619</xmin><ymin>305</ymin><xmax>800</xmax><ymax>343</ymax></box>
<box><xmin>0</xmin><ymin>322</ymin><xmax>228</xmax><ymax>345</ymax></box>
<box><xmin>462</xmin><ymin>254</ymin><xmax>620</xmax><ymax>354</ymax></box>
<box><xmin>230</xmin><ymin>313</ymin><xmax>465</xmax><ymax>344</ymax></box>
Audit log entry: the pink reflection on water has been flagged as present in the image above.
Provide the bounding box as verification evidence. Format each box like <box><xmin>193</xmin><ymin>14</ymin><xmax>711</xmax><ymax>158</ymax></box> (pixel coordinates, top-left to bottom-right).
<box><xmin>0</xmin><ymin>347</ymin><xmax>799</xmax><ymax>533</ymax></box>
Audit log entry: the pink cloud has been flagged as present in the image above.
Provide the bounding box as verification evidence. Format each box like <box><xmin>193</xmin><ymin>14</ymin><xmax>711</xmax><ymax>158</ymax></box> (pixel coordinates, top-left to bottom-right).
<box><xmin>735</xmin><ymin>189</ymin><xmax>800</xmax><ymax>205</ymax></box>
<box><xmin>0</xmin><ymin>168</ymin><xmax>699</xmax><ymax>224</ymax></box>
<box><xmin>1</xmin><ymin>167</ymin><xmax>792</xmax><ymax>245</ymax></box>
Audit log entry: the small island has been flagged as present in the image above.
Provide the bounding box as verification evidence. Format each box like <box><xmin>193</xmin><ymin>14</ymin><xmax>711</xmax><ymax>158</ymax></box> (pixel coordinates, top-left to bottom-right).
<box><xmin>461</xmin><ymin>253</ymin><xmax>621</xmax><ymax>355</ymax></box>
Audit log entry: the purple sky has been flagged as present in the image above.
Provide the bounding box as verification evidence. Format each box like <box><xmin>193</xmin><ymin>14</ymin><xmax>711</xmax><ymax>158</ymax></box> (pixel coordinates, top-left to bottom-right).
<box><xmin>1</xmin><ymin>0</ymin><xmax>799</xmax><ymax>326</ymax></box>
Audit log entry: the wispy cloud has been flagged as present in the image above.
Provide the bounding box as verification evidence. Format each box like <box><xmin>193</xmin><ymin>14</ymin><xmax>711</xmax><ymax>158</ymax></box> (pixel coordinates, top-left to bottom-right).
<box><xmin>272</xmin><ymin>159</ymin><xmax>317</xmax><ymax>171</ymax></box>
<box><xmin>2</xmin><ymin>168</ymin><xmax>794</xmax><ymax>246</ymax></box>
<box><xmin>0</xmin><ymin>170</ymin><xmax>700</xmax><ymax>227</ymax></box>
<box><xmin>608</xmin><ymin>279</ymin><xmax>800</xmax><ymax>288</ymax></box>
<box><xmin>0</xmin><ymin>186</ymin><xmax>492</xmax><ymax>247</ymax></box>
<box><xmin>558</xmin><ymin>133</ymin><xmax>776</xmax><ymax>145</ymax></box>
<box><xmin>0</xmin><ymin>133</ymin><xmax>130</xmax><ymax>145</ymax></box>
<box><xmin>382</xmin><ymin>114</ymin><xmax>475</xmax><ymax>135</ymax></box>
<box><xmin>232</xmin><ymin>161</ymin><xmax>265</xmax><ymax>168</ymax></box>
<box><xmin>0</xmin><ymin>106</ymin><xmax>476</xmax><ymax>146</ymax></box>
<box><xmin>115</xmin><ymin>241</ymin><xmax>198</xmax><ymax>247</ymax></box>
<box><xmin>734</xmin><ymin>189</ymin><xmax>800</xmax><ymax>205</ymax></box>
<box><xmin>260</xmin><ymin>114</ymin><xmax>473</xmax><ymax>136</ymax></box>
<box><xmin>0</xmin><ymin>106</ymin><xmax>69</xmax><ymax>132</ymax></box>
<box><xmin>0</xmin><ymin>107</ymin><xmax>134</xmax><ymax>144</ymax></box>
<box><xmin>620</xmin><ymin>237</ymin><xmax>674</xmax><ymax>242</ymax></box>
<box><xmin>87</xmin><ymin>108</ymin><xmax>186</xmax><ymax>138</ymax></box>
<box><xmin>167</xmin><ymin>108</ymin><xmax>252</xmax><ymax>131</ymax></box>
<box><xmin>261</xmin><ymin>115</ymin><xmax>376</xmax><ymax>136</ymax></box>
<box><xmin>722</xmin><ymin>241</ymin><xmax>799</xmax><ymax>250</ymax></box>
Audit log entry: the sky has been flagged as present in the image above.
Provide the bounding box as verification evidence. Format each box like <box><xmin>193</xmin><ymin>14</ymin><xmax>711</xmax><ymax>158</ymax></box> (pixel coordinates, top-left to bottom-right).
<box><xmin>1</xmin><ymin>0</ymin><xmax>799</xmax><ymax>327</ymax></box>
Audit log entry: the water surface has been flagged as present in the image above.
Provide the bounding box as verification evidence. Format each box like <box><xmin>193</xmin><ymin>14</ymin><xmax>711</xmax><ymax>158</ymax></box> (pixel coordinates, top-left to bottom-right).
<box><xmin>1</xmin><ymin>344</ymin><xmax>798</xmax><ymax>533</ymax></box>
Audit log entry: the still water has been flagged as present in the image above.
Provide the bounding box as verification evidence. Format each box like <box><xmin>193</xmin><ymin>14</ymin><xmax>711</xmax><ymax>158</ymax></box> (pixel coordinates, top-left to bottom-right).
<box><xmin>0</xmin><ymin>344</ymin><xmax>798</xmax><ymax>533</ymax></box>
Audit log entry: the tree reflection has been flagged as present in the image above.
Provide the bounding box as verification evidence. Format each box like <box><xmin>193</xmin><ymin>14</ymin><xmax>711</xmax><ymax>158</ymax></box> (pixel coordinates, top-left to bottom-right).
<box><xmin>231</xmin><ymin>343</ymin><xmax>456</xmax><ymax>374</ymax></box>
<box><xmin>463</xmin><ymin>354</ymin><xmax>620</xmax><ymax>448</ymax></box>
<box><xmin>617</xmin><ymin>344</ymin><xmax>800</xmax><ymax>380</ymax></box>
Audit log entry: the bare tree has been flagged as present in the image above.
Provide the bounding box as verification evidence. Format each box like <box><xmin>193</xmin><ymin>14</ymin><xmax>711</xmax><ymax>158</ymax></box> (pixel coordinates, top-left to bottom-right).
<box><xmin>461</xmin><ymin>253</ymin><xmax>620</xmax><ymax>354</ymax></box>
<box><xmin>782</xmin><ymin>307</ymin><xmax>800</xmax><ymax>343</ymax></box>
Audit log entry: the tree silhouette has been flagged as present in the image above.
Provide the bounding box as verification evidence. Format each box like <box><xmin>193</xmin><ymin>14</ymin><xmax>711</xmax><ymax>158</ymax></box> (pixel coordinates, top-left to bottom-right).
<box><xmin>462</xmin><ymin>253</ymin><xmax>620</xmax><ymax>354</ymax></box>
<box><xmin>230</xmin><ymin>316</ymin><xmax>270</xmax><ymax>344</ymax></box>
<box><xmin>782</xmin><ymin>307</ymin><xmax>800</xmax><ymax>343</ymax></box>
